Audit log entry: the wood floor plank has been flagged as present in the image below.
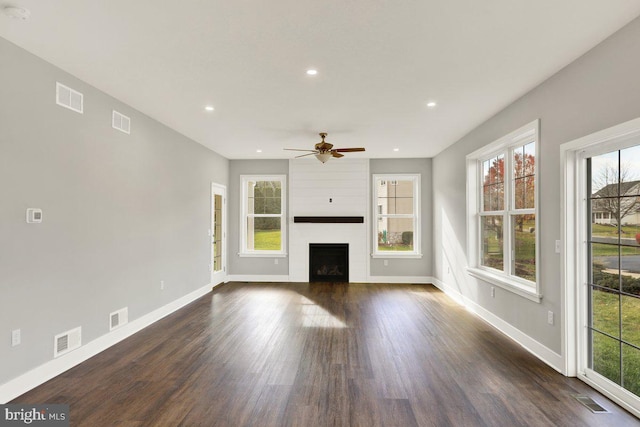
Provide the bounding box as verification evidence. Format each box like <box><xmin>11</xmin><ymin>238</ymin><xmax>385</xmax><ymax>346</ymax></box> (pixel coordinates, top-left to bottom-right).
<box><xmin>11</xmin><ymin>282</ymin><xmax>639</xmax><ymax>426</ymax></box>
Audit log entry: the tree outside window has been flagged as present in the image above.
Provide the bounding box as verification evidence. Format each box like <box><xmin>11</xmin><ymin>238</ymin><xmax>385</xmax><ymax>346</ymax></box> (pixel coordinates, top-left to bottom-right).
<box><xmin>479</xmin><ymin>142</ymin><xmax>537</xmax><ymax>282</ymax></box>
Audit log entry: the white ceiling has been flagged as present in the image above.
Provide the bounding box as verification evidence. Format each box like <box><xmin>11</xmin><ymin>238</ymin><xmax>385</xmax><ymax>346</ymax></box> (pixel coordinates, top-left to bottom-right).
<box><xmin>2</xmin><ymin>1</ymin><xmax>640</xmax><ymax>160</ymax></box>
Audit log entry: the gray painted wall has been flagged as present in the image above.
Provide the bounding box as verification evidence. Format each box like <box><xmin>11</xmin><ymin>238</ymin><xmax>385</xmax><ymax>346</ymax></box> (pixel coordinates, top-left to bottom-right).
<box><xmin>432</xmin><ymin>17</ymin><xmax>640</xmax><ymax>353</ymax></box>
<box><xmin>370</xmin><ymin>158</ymin><xmax>432</xmax><ymax>277</ymax></box>
<box><xmin>228</xmin><ymin>160</ymin><xmax>289</xmax><ymax>276</ymax></box>
<box><xmin>0</xmin><ymin>37</ymin><xmax>228</xmax><ymax>384</ymax></box>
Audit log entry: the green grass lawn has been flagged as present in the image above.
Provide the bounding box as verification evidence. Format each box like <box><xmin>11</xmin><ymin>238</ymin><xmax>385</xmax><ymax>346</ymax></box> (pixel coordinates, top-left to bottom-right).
<box><xmin>377</xmin><ymin>244</ymin><xmax>413</xmax><ymax>251</ymax></box>
<box><xmin>254</xmin><ymin>230</ymin><xmax>281</xmax><ymax>250</ymax></box>
<box><xmin>592</xmin><ymin>289</ymin><xmax>640</xmax><ymax>396</ymax></box>
<box><xmin>592</xmin><ymin>223</ymin><xmax>640</xmax><ymax>238</ymax></box>
<box><xmin>483</xmin><ymin>220</ymin><xmax>536</xmax><ymax>281</ymax></box>
<box><xmin>592</xmin><ymin>244</ymin><xmax>639</xmax><ymax>256</ymax></box>
<box><xmin>591</xmin><ymin>223</ymin><xmax>640</xmax><ymax>256</ymax></box>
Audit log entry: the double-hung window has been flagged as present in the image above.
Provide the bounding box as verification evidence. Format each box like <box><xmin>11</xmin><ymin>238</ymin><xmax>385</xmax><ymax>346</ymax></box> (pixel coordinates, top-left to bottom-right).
<box><xmin>466</xmin><ymin>120</ymin><xmax>540</xmax><ymax>301</ymax></box>
<box><xmin>239</xmin><ymin>175</ymin><xmax>286</xmax><ymax>256</ymax></box>
<box><xmin>372</xmin><ymin>174</ymin><xmax>421</xmax><ymax>258</ymax></box>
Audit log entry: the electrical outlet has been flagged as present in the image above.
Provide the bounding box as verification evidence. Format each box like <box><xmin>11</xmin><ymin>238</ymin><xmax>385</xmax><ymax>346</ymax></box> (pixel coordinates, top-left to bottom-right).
<box><xmin>383</xmin><ymin>259</ymin><xmax>388</xmax><ymax>266</ymax></box>
<box><xmin>274</xmin><ymin>258</ymin><xmax>278</xmax><ymax>265</ymax></box>
<box><xmin>555</xmin><ymin>240</ymin><xmax>561</xmax><ymax>254</ymax></box>
<box><xmin>547</xmin><ymin>311</ymin><xmax>554</xmax><ymax>325</ymax></box>
<box><xmin>491</xmin><ymin>287</ymin><xmax>495</xmax><ymax>298</ymax></box>
<box><xmin>160</xmin><ymin>280</ymin><xmax>165</xmax><ymax>290</ymax></box>
<box><xmin>12</xmin><ymin>329</ymin><xmax>21</xmax><ymax>347</ymax></box>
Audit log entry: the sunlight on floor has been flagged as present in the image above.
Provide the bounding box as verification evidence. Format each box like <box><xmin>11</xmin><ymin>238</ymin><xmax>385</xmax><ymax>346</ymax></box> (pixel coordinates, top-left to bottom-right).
<box><xmin>300</xmin><ymin>296</ymin><xmax>347</xmax><ymax>328</ymax></box>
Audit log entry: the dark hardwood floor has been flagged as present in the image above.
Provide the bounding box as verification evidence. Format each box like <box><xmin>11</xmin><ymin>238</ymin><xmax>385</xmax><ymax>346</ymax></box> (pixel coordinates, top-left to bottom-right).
<box><xmin>13</xmin><ymin>282</ymin><xmax>639</xmax><ymax>426</ymax></box>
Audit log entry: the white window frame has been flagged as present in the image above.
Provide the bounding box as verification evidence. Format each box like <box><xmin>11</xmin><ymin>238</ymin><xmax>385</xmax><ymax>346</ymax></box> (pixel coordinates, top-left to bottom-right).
<box><xmin>239</xmin><ymin>175</ymin><xmax>287</xmax><ymax>257</ymax></box>
<box><xmin>372</xmin><ymin>174</ymin><xmax>422</xmax><ymax>258</ymax></box>
<box><xmin>466</xmin><ymin>120</ymin><xmax>541</xmax><ymax>302</ymax></box>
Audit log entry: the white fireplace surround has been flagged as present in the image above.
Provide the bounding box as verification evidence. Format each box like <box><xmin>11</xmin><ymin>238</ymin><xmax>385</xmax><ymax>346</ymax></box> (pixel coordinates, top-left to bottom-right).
<box><xmin>288</xmin><ymin>159</ymin><xmax>370</xmax><ymax>282</ymax></box>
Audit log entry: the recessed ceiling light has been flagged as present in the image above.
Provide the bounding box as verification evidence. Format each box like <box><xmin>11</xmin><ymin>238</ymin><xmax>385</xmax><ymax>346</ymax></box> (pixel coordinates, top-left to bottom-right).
<box><xmin>256</xmin><ymin>149</ymin><xmax>262</xmax><ymax>153</ymax></box>
<box><xmin>3</xmin><ymin>6</ymin><xmax>30</xmax><ymax>20</ymax></box>
<box><xmin>306</xmin><ymin>69</ymin><xmax>318</xmax><ymax>76</ymax></box>
<box><xmin>393</xmin><ymin>148</ymin><xmax>400</xmax><ymax>152</ymax></box>
<box><xmin>426</xmin><ymin>101</ymin><xmax>437</xmax><ymax>108</ymax></box>
<box><xmin>204</xmin><ymin>105</ymin><xmax>214</xmax><ymax>112</ymax></box>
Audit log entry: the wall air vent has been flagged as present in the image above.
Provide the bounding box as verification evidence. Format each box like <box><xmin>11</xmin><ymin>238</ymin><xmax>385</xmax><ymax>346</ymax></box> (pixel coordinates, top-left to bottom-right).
<box><xmin>56</xmin><ymin>82</ymin><xmax>83</xmax><ymax>114</ymax></box>
<box><xmin>112</xmin><ymin>110</ymin><xmax>131</xmax><ymax>134</ymax></box>
<box><xmin>54</xmin><ymin>327</ymin><xmax>82</xmax><ymax>358</ymax></box>
<box><xmin>109</xmin><ymin>307</ymin><xmax>128</xmax><ymax>331</ymax></box>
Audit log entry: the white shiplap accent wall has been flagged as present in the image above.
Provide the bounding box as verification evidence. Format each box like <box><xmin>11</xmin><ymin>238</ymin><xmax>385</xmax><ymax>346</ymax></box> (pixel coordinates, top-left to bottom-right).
<box><xmin>289</xmin><ymin>159</ymin><xmax>369</xmax><ymax>282</ymax></box>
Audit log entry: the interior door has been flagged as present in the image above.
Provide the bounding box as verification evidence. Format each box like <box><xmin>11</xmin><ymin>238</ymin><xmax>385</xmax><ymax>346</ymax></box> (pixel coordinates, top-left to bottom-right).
<box><xmin>211</xmin><ymin>183</ymin><xmax>226</xmax><ymax>286</ymax></box>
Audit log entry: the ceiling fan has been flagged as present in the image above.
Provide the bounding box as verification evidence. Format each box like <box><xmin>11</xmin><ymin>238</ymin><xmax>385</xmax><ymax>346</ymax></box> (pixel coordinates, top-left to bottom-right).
<box><xmin>284</xmin><ymin>132</ymin><xmax>365</xmax><ymax>163</ymax></box>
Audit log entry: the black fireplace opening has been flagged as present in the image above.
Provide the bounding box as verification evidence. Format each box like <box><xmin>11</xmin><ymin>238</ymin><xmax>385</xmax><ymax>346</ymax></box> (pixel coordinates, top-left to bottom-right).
<box><xmin>309</xmin><ymin>243</ymin><xmax>349</xmax><ymax>283</ymax></box>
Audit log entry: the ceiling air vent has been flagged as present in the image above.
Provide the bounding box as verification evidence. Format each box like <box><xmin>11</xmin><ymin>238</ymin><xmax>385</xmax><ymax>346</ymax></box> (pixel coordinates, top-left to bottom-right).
<box><xmin>112</xmin><ymin>110</ymin><xmax>131</xmax><ymax>134</ymax></box>
<box><xmin>109</xmin><ymin>307</ymin><xmax>128</xmax><ymax>331</ymax></box>
<box><xmin>54</xmin><ymin>327</ymin><xmax>82</xmax><ymax>358</ymax></box>
<box><xmin>56</xmin><ymin>82</ymin><xmax>83</xmax><ymax>114</ymax></box>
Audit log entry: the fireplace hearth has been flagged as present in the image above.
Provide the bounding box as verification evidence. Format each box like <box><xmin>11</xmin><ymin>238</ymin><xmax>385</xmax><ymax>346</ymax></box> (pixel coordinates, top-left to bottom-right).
<box><xmin>309</xmin><ymin>243</ymin><xmax>349</xmax><ymax>282</ymax></box>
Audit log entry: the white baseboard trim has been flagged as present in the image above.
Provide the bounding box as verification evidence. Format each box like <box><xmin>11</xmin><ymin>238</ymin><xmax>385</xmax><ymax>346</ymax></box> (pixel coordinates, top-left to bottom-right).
<box><xmin>430</xmin><ymin>277</ymin><xmax>564</xmax><ymax>374</ymax></box>
<box><xmin>0</xmin><ymin>283</ymin><xmax>213</xmax><ymax>404</ymax></box>
<box><xmin>226</xmin><ymin>275</ymin><xmax>290</xmax><ymax>282</ymax></box>
<box><xmin>366</xmin><ymin>276</ymin><xmax>432</xmax><ymax>284</ymax></box>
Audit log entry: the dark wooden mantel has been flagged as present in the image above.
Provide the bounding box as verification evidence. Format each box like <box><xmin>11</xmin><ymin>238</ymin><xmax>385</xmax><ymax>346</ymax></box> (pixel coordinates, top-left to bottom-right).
<box><xmin>293</xmin><ymin>216</ymin><xmax>364</xmax><ymax>224</ymax></box>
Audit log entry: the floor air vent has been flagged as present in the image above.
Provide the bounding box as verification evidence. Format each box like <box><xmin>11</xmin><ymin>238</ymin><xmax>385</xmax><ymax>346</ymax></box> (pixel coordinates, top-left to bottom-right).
<box><xmin>573</xmin><ymin>394</ymin><xmax>609</xmax><ymax>413</ymax></box>
<box><xmin>110</xmin><ymin>307</ymin><xmax>128</xmax><ymax>331</ymax></box>
<box><xmin>54</xmin><ymin>327</ymin><xmax>82</xmax><ymax>358</ymax></box>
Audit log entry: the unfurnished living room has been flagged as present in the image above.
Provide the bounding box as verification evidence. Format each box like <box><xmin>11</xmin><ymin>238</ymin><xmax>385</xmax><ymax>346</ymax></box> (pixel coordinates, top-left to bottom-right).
<box><xmin>3</xmin><ymin>1</ymin><xmax>640</xmax><ymax>426</ymax></box>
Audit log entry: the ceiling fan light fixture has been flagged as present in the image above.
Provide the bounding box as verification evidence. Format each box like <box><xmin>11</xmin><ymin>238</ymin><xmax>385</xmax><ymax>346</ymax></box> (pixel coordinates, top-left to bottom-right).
<box><xmin>315</xmin><ymin>153</ymin><xmax>332</xmax><ymax>163</ymax></box>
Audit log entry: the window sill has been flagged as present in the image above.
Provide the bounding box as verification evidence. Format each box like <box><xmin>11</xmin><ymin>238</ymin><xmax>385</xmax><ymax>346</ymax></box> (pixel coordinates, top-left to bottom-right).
<box><xmin>371</xmin><ymin>253</ymin><xmax>423</xmax><ymax>259</ymax></box>
<box><xmin>466</xmin><ymin>267</ymin><xmax>542</xmax><ymax>303</ymax></box>
<box><xmin>238</xmin><ymin>252</ymin><xmax>287</xmax><ymax>258</ymax></box>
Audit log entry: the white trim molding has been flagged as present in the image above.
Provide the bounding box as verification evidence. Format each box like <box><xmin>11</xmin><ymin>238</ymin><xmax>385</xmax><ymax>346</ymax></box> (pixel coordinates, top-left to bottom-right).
<box><xmin>0</xmin><ymin>283</ymin><xmax>213</xmax><ymax>403</ymax></box>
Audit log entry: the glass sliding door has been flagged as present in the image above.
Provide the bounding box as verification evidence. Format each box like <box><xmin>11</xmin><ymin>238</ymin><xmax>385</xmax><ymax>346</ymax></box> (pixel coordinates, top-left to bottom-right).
<box><xmin>587</xmin><ymin>144</ymin><xmax>640</xmax><ymax>397</ymax></box>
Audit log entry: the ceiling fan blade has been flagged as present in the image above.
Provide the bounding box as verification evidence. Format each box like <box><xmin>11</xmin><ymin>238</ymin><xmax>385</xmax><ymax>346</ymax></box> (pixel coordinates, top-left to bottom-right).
<box><xmin>332</xmin><ymin>151</ymin><xmax>344</xmax><ymax>158</ymax></box>
<box><xmin>284</xmin><ymin>148</ymin><xmax>317</xmax><ymax>152</ymax></box>
<box><xmin>295</xmin><ymin>152</ymin><xmax>318</xmax><ymax>158</ymax></box>
<box><xmin>333</xmin><ymin>147</ymin><xmax>365</xmax><ymax>152</ymax></box>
